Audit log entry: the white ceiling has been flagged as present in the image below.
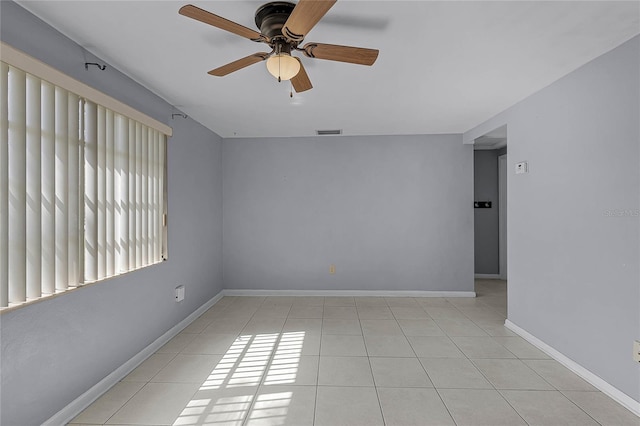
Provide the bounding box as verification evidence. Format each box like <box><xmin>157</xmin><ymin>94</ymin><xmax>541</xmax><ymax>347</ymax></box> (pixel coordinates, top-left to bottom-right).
<box><xmin>17</xmin><ymin>1</ymin><xmax>640</xmax><ymax>139</ymax></box>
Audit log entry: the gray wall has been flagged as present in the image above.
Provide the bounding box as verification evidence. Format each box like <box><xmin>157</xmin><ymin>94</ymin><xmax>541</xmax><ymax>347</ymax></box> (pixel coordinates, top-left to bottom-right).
<box><xmin>465</xmin><ymin>36</ymin><xmax>640</xmax><ymax>402</ymax></box>
<box><xmin>473</xmin><ymin>150</ymin><xmax>500</xmax><ymax>275</ymax></box>
<box><xmin>223</xmin><ymin>134</ymin><xmax>474</xmax><ymax>292</ymax></box>
<box><xmin>0</xmin><ymin>3</ymin><xmax>224</xmax><ymax>425</ymax></box>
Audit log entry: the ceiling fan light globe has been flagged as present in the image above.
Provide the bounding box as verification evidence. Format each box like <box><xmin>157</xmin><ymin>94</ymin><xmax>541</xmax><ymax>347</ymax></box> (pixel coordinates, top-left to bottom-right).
<box><xmin>266</xmin><ymin>54</ymin><xmax>300</xmax><ymax>81</ymax></box>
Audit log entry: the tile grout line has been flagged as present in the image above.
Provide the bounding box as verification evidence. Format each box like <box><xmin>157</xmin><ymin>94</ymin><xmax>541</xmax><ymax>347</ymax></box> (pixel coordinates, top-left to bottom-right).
<box><xmin>465</xmin><ymin>356</ymin><xmax>545</xmax><ymax>426</ymax></box>
<box><xmin>240</xmin><ymin>326</ymin><xmax>287</xmax><ymax>426</ymax></box>
<box><xmin>313</xmin><ymin>297</ymin><xmax>326</xmax><ymax>426</ymax></box>
<box><xmin>400</xmin><ymin>299</ymin><xmax>461</xmax><ymax>425</ymax></box>
<box><xmin>432</xmin><ymin>387</ymin><xmax>462</xmax><ymax>426</ymax></box>
<box><xmin>557</xmin><ymin>390</ymin><xmax>607</xmax><ymax>426</ymax></box>
<box><xmin>408</xmin><ymin>296</ymin><xmax>466</xmax><ymax>426</ymax></box>
<box><xmin>96</xmin><ymin>332</ymin><xmax>187</xmax><ymax>425</ymax></box>
<box><xmin>495</xmin><ymin>388</ymin><xmax>604</xmax><ymax>426</ymax></box>
<box><xmin>363</xmin><ymin>299</ymin><xmax>388</xmax><ymax>426</ymax></box>
<box><xmin>440</xmin><ymin>299</ymin><xmax>533</xmax><ymax>426</ymax></box>
<box><xmin>502</xmin><ymin>357</ymin><xmax>605</xmax><ymax>425</ymax></box>
<box><xmin>423</xmin><ymin>327</ymin><xmax>514</xmax><ymax>424</ymax></box>
<box><xmin>221</xmin><ymin>296</ymin><xmax>282</xmax><ymax>426</ymax></box>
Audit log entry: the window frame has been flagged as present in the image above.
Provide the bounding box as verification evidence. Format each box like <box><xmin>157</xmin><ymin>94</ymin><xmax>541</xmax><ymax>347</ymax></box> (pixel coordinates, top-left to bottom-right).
<box><xmin>0</xmin><ymin>42</ymin><xmax>172</xmax><ymax>313</ymax></box>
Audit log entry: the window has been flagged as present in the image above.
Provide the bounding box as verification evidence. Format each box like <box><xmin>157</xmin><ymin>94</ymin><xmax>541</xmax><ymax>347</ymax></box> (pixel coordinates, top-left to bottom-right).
<box><xmin>0</xmin><ymin>43</ymin><xmax>171</xmax><ymax>311</ymax></box>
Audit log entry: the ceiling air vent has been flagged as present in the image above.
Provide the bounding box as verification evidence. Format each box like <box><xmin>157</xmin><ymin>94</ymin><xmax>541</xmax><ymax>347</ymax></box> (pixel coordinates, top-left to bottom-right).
<box><xmin>316</xmin><ymin>129</ymin><xmax>342</xmax><ymax>136</ymax></box>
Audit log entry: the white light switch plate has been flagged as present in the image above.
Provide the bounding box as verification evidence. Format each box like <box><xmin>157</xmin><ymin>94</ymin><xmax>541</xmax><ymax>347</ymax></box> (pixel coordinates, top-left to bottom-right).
<box><xmin>515</xmin><ymin>161</ymin><xmax>528</xmax><ymax>174</ymax></box>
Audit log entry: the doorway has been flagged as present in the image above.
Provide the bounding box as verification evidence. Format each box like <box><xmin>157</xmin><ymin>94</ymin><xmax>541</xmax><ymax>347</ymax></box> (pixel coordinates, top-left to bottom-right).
<box><xmin>473</xmin><ymin>125</ymin><xmax>507</xmax><ymax>309</ymax></box>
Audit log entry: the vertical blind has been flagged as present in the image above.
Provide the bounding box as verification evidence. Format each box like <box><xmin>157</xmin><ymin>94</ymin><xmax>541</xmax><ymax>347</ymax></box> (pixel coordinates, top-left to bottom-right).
<box><xmin>0</xmin><ymin>61</ymin><xmax>167</xmax><ymax>309</ymax></box>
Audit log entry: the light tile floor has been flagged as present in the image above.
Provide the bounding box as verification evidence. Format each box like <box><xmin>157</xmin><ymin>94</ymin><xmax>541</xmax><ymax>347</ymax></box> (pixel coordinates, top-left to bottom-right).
<box><xmin>69</xmin><ymin>280</ymin><xmax>639</xmax><ymax>425</ymax></box>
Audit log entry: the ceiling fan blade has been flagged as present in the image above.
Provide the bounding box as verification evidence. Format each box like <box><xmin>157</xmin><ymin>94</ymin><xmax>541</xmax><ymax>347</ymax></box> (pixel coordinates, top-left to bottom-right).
<box><xmin>179</xmin><ymin>4</ymin><xmax>268</xmax><ymax>42</ymax></box>
<box><xmin>282</xmin><ymin>0</ymin><xmax>337</xmax><ymax>42</ymax></box>
<box><xmin>291</xmin><ymin>59</ymin><xmax>313</xmax><ymax>92</ymax></box>
<box><xmin>302</xmin><ymin>42</ymin><xmax>379</xmax><ymax>65</ymax></box>
<box><xmin>208</xmin><ymin>53</ymin><xmax>271</xmax><ymax>77</ymax></box>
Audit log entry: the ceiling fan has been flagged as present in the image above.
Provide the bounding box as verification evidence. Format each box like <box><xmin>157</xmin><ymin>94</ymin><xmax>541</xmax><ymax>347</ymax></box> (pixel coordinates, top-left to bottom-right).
<box><xmin>179</xmin><ymin>0</ymin><xmax>379</xmax><ymax>93</ymax></box>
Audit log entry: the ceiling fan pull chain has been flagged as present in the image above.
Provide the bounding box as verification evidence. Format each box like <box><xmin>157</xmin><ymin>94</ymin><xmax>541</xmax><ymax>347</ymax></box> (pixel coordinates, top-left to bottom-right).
<box><xmin>290</xmin><ymin>81</ymin><xmax>293</xmax><ymax>98</ymax></box>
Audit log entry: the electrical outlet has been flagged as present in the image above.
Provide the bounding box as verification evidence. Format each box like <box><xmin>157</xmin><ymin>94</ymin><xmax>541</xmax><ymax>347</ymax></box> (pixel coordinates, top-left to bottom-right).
<box><xmin>329</xmin><ymin>264</ymin><xmax>336</xmax><ymax>274</ymax></box>
<box><xmin>175</xmin><ymin>285</ymin><xmax>185</xmax><ymax>302</ymax></box>
<box><xmin>633</xmin><ymin>340</ymin><xmax>640</xmax><ymax>362</ymax></box>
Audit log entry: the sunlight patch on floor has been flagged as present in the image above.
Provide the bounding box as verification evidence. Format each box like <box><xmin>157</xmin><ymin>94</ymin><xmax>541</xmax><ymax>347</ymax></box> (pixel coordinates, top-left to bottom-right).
<box><xmin>173</xmin><ymin>331</ymin><xmax>305</xmax><ymax>425</ymax></box>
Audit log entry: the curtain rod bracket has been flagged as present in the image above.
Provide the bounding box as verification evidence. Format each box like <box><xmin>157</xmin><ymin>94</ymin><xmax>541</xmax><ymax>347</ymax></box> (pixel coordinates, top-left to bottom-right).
<box><xmin>85</xmin><ymin>62</ymin><xmax>106</xmax><ymax>71</ymax></box>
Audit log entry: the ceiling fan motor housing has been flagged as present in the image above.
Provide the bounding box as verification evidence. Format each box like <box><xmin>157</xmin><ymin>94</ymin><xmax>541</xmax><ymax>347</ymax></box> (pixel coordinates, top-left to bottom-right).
<box><xmin>255</xmin><ymin>2</ymin><xmax>297</xmax><ymax>41</ymax></box>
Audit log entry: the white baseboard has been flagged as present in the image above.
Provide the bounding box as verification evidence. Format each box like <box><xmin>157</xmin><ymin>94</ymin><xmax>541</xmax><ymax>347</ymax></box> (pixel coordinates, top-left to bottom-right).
<box><xmin>223</xmin><ymin>289</ymin><xmax>476</xmax><ymax>298</ymax></box>
<box><xmin>474</xmin><ymin>274</ymin><xmax>501</xmax><ymax>279</ymax></box>
<box><xmin>44</xmin><ymin>290</ymin><xmax>225</xmax><ymax>426</ymax></box>
<box><xmin>505</xmin><ymin>319</ymin><xmax>640</xmax><ymax>417</ymax></box>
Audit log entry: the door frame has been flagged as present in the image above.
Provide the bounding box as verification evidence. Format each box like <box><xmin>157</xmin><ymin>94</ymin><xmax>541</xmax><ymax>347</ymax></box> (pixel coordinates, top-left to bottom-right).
<box><xmin>498</xmin><ymin>154</ymin><xmax>507</xmax><ymax>280</ymax></box>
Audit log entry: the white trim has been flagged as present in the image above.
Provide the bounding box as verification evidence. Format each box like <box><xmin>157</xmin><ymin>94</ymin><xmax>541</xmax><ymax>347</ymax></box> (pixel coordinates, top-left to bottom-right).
<box><xmin>475</xmin><ymin>274</ymin><xmax>501</xmax><ymax>279</ymax></box>
<box><xmin>474</xmin><ymin>144</ymin><xmax>507</xmax><ymax>151</ymax></box>
<box><xmin>473</xmin><ymin>138</ymin><xmax>507</xmax><ymax>150</ymax></box>
<box><xmin>0</xmin><ymin>42</ymin><xmax>172</xmax><ymax>136</ymax></box>
<box><xmin>498</xmin><ymin>154</ymin><xmax>507</xmax><ymax>280</ymax></box>
<box><xmin>505</xmin><ymin>319</ymin><xmax>640</xmax><ymax>417</ymax></box>
<box><xmin>43</xmin><ymin>290</ymin><xmax>225</xmax><ymax>425</ymax></box>
<box><xmin>222</xmin><ymin>289</ymin><xmax>476</xmax><ymax>298</ymax></box>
